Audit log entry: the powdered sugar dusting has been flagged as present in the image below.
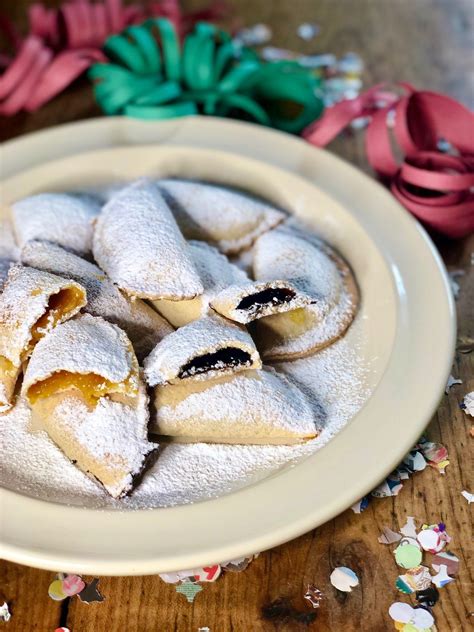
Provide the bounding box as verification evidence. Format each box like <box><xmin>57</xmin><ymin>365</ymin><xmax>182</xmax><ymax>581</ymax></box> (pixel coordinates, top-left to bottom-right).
<box><xmin>158</xmin><ymin>179</ymin><xmax>286</xmax><ymax>254</ymax></box>
<box><xmin>0</xmin><ymin>332</ymin><xmax>369</xmax><ymax>509</ymax></box>
<box><xmin>93</xmin><ymin>179</ymin><xmax>203</xmax><ymax>300</ymax></box>
<box><xmin>21</xmin><ymin>240</ymin><xmax>173</xmax><ymax>360</ymax></box>
<box><xmin>11</xmin><ymin>192</ymin><xmax>100</xmax><ymax>255</ymax></box>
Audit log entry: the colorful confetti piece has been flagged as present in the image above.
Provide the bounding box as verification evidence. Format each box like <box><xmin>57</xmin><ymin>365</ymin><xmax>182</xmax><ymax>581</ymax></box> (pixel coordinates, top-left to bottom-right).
<box><xmin>304</xmin><ymin>584</ymin><xmax>324</xmax><ymax>608</ymax></box>
<box><xmin>175</xmin><ymin>581</ymin><xmax>203</xmax><ymax>603</ymax></box>
<box><xmin>221</xmin><ymin>557</ymin><xmax>253</xmax><ymax>572</ymax></box>
<box><xmin>417</xmin><ymin>528</ymin><xmax>441</xmax><ymax>553</ymax></box>
<box><xmin>378</xmin><ymin>526</ymin><xmax>402</xmax><ymax>545</ymax></box>
<box><xmin>77</xmin><ymin>578</ymin><xmax>104</xmax><ymax>604</ymax></box>
<box><xmin>0</xmin><ymin>602</ymin><xmax>11</xmax><ymax>622</ymax></box>
<box><xmin>389</xmin><ymin>602</ymin><xmax>413</xmax><ymax>624</ymax></box>
<box><xmin>431</xmin><ymin>564</ymin><xmax>454</xmax><ymax>588</ymax></box>
<box><xmin>394</xmin><ymin>544</ymin><xmax>423</xmax><ymax>570</ymax></box>
<box><xmin>388</xmin><ymin>602</ymin><xmax>434</xmax><ymax>629</ymax></box>
<box><xmin>432</xmin><ymin>551</ymin><xmax>460</xmax><ymax>575</ymax></box>
<box><xmin>400</xmin><ymin>517</ymin><xmax>418</xmax><ymax>539</ymax></box>
<box><xmin>461</xmin><ymin>392</ymin><xmax>474</xmax><ymax>416</ymax></box>
<box><xmin>461</xmin><ymin>490</ymin><xmax>474</xmax><ymax>503</ymax></box>
<box><xmin>396</xmin><ymin>566</ymin><xmax>432</xmax><ymax>594</ymax></box>
<box><xmin>445</xmin><ymin>374</ymin><xmax>462</xmax><ymax>394</ymax></box>
<box><xmin>329</xmin><ymin>567</ymin><xmax>359</xmax><ymax>592</ymax></box>
<box><xmin>351</xmin><ymin>495</ymin><xmax>371</xmax><ymax>513</ymax></box>
<box><xmin>55</xmin><ymin>628</ymin><xmax>70</xmax><ymax>632</ymax></box>
<box><xmin>62</xmin><ymin>574</ymin><xmax>86</xmax><ymax>597</ymax></box>
<box><xmin>415</xmin><ymin>586</ymin><xmax>439</xmax><ymax>607</ymax></box>
<box><xmin>48</xmin><ymin>579</ymin><xmax>67</xmax><ymax>601</ymax></box>
<box><xmin>297</xmin><ymin>22</ymin><xmax>320</xmax><ymax>40</ymax></box>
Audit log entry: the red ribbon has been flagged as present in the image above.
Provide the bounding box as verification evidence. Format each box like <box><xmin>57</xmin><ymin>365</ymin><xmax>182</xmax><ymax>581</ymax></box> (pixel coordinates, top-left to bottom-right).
<box><xmin>0</xmin><ymin>0</ymin><xmax>227</xmax><ymax>115</ymax></box>
<box><xmin>304</xmin><ymin>84</ymin><xmax>474</xmax><ymax>239</ymax></box>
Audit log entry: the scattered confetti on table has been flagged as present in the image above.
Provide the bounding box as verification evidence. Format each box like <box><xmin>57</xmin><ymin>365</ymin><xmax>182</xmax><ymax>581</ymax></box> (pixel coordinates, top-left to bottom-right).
<box><xmin>461</xmin><ymin>490</ymin><xmax>474</xmax><ymax>503</ymax></box>
<box><xmin>388</xmin><ymin>601</ymin><xmax>435</xmax><ymax>630</ymax></box>
<box><xmin>329</xmin><ymin>567</ymin><xmax>359</xmax><ymax>592</ymax></box>
<box><xmin>62</xmin><ymin>574</ymin><xmax>86</xmax><ymax>597</ymax></box>
<box><xmin>77</xmin><ymin>578</ymin><xmax>105</xmax><ymax>604</ymax></box>
<box><xmin>0</xmin><ymin>602</ymin><xmax>11</xmax><ymax>622</ymax></box>
<box><xmin>55</xmin><ymin>628</ymin><xmax>70</xmax><ymax>632</ymax></box>
<box><xmin>303</xmin><ymin>584</ymin><xmax>324</xmax><ymax>608</ymax></box>
<box><xmin>415</xmin><ymin>586</ymin><xmax>439</xmax><ymax>607</ymax></box>
<box><xmin>175</xmin><ymin>580</ymin><xmax>203</xmax><ymax>603</ymax></box>
<box><xmin>445</xmin><ymin>374</ymin><xmax>463</xmax><ymax>394</ymax></box>
<box><xmin>48</xmin><ymin>578</ymin><xmax>68</xmax><ymax>601</ymax></box>
<box><xmin>461</xmin><ymin>392</ymin><xmax>474</xmax><ymax>416</ymax></box>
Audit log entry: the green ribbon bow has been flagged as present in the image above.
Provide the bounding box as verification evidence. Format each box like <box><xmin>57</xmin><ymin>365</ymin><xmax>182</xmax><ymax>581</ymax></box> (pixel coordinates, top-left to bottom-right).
<box><xmin>89</xmin><ymin>19</ymin><xmax>324</xmax><ymax>133</ymax></box>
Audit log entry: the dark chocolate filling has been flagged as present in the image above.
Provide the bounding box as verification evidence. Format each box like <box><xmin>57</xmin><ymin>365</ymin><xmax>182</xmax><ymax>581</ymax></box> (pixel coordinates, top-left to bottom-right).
<box><xmin>178</xmin><ymin>347</ymin><xmax>252</xmax><ymax>379</ymax></box>
<box><xmin>237</xmin><ymin>288</ymin><xmax>296</xmax><ymax>313</ymax></box>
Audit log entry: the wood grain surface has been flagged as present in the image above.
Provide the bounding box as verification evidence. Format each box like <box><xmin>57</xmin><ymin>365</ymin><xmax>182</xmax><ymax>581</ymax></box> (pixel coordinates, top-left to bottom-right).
<box><xmin>1</xmin><ymin>1</ymin><xmax>473</xmax><ymax>631</ymax></box>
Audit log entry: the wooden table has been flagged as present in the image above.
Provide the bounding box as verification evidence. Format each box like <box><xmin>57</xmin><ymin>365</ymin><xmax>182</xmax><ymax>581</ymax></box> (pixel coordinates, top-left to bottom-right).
<box><xmin>1</xmin><ymin>1</ymin><xmax>473</xmax><ymax>630</ymax></box>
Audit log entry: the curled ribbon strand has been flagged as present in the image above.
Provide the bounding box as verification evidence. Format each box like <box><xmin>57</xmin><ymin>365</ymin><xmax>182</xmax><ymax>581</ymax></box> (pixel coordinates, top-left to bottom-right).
<box><xmin>304</xmin><ymin>84</ymin><xmax>474</xmax><ymax>238</ymax></box>
<box><xmin>0</xmin><ymin>0</ymin><xmax>226</xmax><ymax>115</ymax></box>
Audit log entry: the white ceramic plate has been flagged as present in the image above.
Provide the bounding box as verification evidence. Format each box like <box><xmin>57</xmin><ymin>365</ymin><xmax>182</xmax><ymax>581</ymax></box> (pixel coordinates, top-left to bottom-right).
<box><xmin>0</xmin><ymin>117</ymin><xmax>455</xmax><ymax>575</ymax></box>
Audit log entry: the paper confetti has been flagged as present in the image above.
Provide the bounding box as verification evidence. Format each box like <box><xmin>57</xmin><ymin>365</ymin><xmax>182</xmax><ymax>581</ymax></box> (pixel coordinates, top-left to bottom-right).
<box><xmin>175</xmin><ymin>580</ymin><xmax>203</xmax><ymax>603</ymax></box>
<box><xmin>234</xmin><ymin>24</ymin><xmax>272</xmax><ymax>46</ymax></box>
<box><xmin>432</xmin><ymin>551</ymin><xmax>460</xmax><ymax>575</ymax></box>
<box><xmin>351</xmin><ymin>495</ymin><xmax>371</xmax><ymax>513</ymax></box>
<box><xmin>461</xmin><ymin>392</ymin><xmax>474</xmax><ymax>416</ymax></box>
<box><xmin>48</xmin><ymin>578</ymin><xmax>68</xmax><ymax>601</ymax></box>
<box><xmin>62</xmin><ymin>574</ymin><xmax>86</xmax><ymax>597</ymax></box>
<box><xmin>304</xmin><ymin>584</ymin><xmax>324</xmax><ymax>608</ymax></box>
<box><xmin>297</xmin><ymin>23</ymin><xmax>320</xmax><ymax>40</ymax></box>
<box><xmin>160</xmin><ymin>566</ymin><xmax>221</xmax><ymax>584</ymax></box>
<box><xmin>77</xmin><ymin>578</ymin><xmax>104</xmax><ymax>604</ymax></box>
<box><xmin>396</xmin><ymin>566</ymin><xmax>432</xmax><ymax>594</ymax></box>
<box><xmin>198</xmin><ymin>628</ymin><xmax>210</xmax><ymax>632</ymax></box>
<box><xmin>329</xmin><ymin>567</ymin><xmax>359</xmax><ymax>592</ymax></box>
<box><xmin>461</xmin><ymin>490</ymin><xmax>474</xmax><ymax>503</ymax></box>
<box><xmin>417</xmin><ymin>528</ymin><xmax>441</xmax><ymax>553</ymax></box>
<box><xmin>411</xmin><ymin>607</ymin><xmax>435</xmax><ymax>629</ymax></box>
<box><xmin>388</xmin><ymin>602</ymin><xmax>413</xmax><ymax>624</ymax></box>
<box><xmin>448</xmin><ymin>270</ymin><xmax>465</xmax><ymax>298</ymax></box>
<box><xmin>394</xmin><ymin>544</ymin><xmax>423</xmax><ymax>570</ymax></box>
<box><xmin>221</xmin><ymin>557</ymin><xmax>252</xmax><ymax>572</ymax></box>
<box><xmin>0</xmin><ymin>602</ymin><xmax>11</xmax><ymax>622</ymax></box>
<box><xmin>400</xmin><ymin>517</ymin><xmax>418</xmax><ymax>539</ymax></box>
<box><xmin>445</xmin><ymin>374</ymin><xmax>462</xmax><ymax>394</ymax></box>
<box><xmin>431</xmin><ymin>564</ymin><xmax>454</xmax><ymax>588</ymax></box>
<box><xmin>55</xmin><ymin>628</ymin><xmax>70</xmax><ymax>632</ymax></box>
<box><xmin>416</xmin><ymin>586</ymin><xmax>439</xmax><ymax>607</ymax></box>
<box><xmin>417</xmin><ymin>437</ymin><xmax>450</xmax><ymax>474</ymax></box>
<box><xmin>388</xmin><ymin>602</ymin><xmax>434</xmax><ymax>629</ymax></box>
<box><xmin>378</xmin><ymin>526</ymin><xmax>402</xmax><ymax>545</ymax></box>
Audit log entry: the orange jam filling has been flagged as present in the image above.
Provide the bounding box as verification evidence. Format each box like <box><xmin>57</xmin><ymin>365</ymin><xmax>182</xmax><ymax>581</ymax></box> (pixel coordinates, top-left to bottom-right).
<box><xmin>30</xmin><ymin>287</ymin><xmax>84</xmax><ymax>342</ymax></box>
<box><xmin>0</xmin><ymin>355</ymin><xmax>15</xmax><ymax>376</ymax></box>
<box><xmin>27</xmin><ymin>371</ymin><xmax>138</xmax><ymax>407</ymax></box>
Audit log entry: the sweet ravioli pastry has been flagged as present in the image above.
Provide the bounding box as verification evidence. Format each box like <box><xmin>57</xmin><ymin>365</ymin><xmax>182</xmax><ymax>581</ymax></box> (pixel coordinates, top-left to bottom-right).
<box><xmin>252</xmin><ymin>224</ymin><xmax>359</xmax><ymax>361</ymax></box>
<box><xmin>152</xmin><ymin>367</ymin><xmax>317</xmax><ymax>445</ymax></box>
<box><xmin>11</xmin><ymin>193</ymin><xmax>100</xmax><ymax>255</ymax></box>
<box><xmin>0</xmin><ymin>265</ymin><xmax>86</xmax><ymax>412</ymax></box>
<box><xmin>93</xmin><ymin>179</ymin><xmax>203</xmax><ymax>300</ymax></box>
<box><xmin>23</xmin><ymin>314</ymin><xmax>156</xmax><ymax>497</ymax></box>
<box><xmin>210</xmin><ymin>280</ymin><xmax>315</xmax><ymax>324</ymax></box>
<box><xmin>158</xmin><ymin>179</ymin><xmax>286</xmax><ymax>254</ymax></box>
<box><xmin>144</xmin><ymin>315</ymin><xmax>261</xmax><ymax>386</ymax></box>
<box><xmin>153</xmin><ymin>240</ymin><xmax>248</xmax><ymax>327</ymax></box>
<box><xmin>21</xmin><ymin>240</ymin><xmax>173</xmax><ymax>360</ymax></box>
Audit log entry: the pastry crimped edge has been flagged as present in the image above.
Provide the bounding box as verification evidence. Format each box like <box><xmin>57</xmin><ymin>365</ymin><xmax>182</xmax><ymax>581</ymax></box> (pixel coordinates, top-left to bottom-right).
<box><xmin>254</xmin><ymin>249</ymin><xmax>360</xmax><ymax>362</ymax></box>
<box><xmin>151</xmin><ymin>367</ymin><xmax>318</xmax><ymax>445</ymax></box>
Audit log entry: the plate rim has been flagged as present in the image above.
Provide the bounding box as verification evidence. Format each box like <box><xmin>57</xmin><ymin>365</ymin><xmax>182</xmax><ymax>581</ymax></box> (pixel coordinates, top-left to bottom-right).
<box><xmin>0</xmin><ymin>116</ymin><xmax>456</xmax><ymax>575</ymax></box>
